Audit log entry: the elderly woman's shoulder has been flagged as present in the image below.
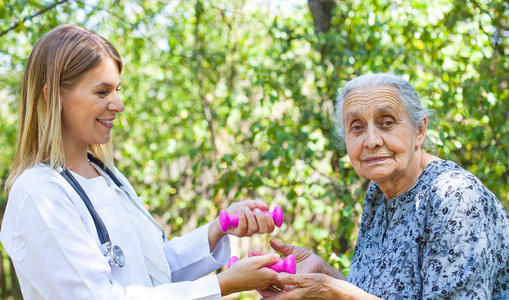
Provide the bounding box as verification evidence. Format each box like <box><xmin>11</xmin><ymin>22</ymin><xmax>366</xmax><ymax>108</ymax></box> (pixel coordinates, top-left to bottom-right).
<box><xmin>425</xmin><ymin>159</ymin><xmax>490</xmax><ymax>194</ymax></box>
<box><xmin>421</xmin><ymin>159</ymin><xmax>508</xmax><ymax>217</ymax></box>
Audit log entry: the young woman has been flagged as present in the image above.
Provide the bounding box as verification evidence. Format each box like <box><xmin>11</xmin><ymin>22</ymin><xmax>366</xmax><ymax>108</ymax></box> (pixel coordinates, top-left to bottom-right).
<box><xmin>1</xmin><ymin>24</ymin><xmax>280</xmax><ymax>299</ymax></box>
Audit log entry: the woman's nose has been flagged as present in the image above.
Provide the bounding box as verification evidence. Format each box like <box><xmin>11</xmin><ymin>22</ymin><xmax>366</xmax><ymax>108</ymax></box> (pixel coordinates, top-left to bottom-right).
<box><xmin>108</xmin><ymin>93</ymin><xmax>124</xmax><ymax>113</ymax></box>
<box><xmin>364</xmin><ymin>125</ymin><xmax>383</xmax><ymax>149</ymax></box>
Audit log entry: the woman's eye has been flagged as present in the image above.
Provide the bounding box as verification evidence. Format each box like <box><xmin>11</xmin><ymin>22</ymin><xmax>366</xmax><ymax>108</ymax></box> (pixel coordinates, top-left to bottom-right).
<box><xmin>380</xmin><ymin>117</ymin><xmax>395</xmax><ymax>127</ymax></box>
<box><xmin>97</xmin><ymin>90</ymin><xmax>109</xmax><ymax>96</ymax></box>
<box><xmin>350</xmin><ymin>122</ymin><xmax>363</xmax><ymax>132</ymax></box>
<box><xmin>116</xmin><ymin>87</ymin><xmax>122</xmax><ymax>92</ymax></box>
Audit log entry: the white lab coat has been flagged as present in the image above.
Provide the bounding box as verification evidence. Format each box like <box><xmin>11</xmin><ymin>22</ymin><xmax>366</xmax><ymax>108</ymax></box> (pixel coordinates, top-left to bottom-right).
<box><xmin>0</xmin><ymin>164</ymin><xmax>231</xmax><ymax>300</ymax></box>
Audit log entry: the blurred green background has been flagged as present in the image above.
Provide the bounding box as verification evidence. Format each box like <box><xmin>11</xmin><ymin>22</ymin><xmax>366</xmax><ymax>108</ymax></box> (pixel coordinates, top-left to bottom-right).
<box><xmin>0</xmin><ymin>0</ymin><xmax>508</xmax><ymax>299</ymax></box>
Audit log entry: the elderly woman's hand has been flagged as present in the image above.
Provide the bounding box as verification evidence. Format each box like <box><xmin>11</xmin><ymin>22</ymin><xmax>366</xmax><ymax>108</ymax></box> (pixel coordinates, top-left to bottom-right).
<box><xmin>266</xmin><ymin>239</ymin><xmax>332</xmax><ymax>274</ymax></box>
<box><xmin>261</xmin><ymin>273</ymin><xmax>381</xmax><ymax>300</ymax></box>
<box><xmin>250</xmin><ymin>239</ymin><xmax>346</xmax><ymax>297</ymax></box>
<box><xmin>266</xmin><ymin>239</ymin><xmax>346</xmax><ymax>279</ymax></box>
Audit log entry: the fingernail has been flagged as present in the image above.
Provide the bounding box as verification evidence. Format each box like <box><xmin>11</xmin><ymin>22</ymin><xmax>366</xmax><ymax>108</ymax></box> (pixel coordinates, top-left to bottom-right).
<box><xmin>274</xmin><ymin>253</ymin><xmax>280</xmax><ymax>259</ymax></box>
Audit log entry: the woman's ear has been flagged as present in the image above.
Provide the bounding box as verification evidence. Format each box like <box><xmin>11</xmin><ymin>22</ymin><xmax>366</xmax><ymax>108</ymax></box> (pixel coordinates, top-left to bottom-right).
<box><xmin>416</xmin><ymin>117</ymin><xmax>428</xmax><ymax>148</ymax></box>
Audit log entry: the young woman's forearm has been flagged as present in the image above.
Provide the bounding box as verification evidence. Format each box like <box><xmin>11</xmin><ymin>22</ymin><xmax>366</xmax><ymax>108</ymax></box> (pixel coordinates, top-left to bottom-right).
<box><xmin>208</xmin><ymin>218</ymin><xmax>226</xmax><ymax>252</ymax></box>
<box><xmin>217</xmin><ymin>270</ymin><xmax>241</xmax><ymax>296</ymax></box>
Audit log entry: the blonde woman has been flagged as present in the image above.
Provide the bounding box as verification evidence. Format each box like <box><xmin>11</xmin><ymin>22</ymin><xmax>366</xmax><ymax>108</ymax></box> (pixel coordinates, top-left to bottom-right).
<box><xmin>1</xmin><ymin>24</ymin><xmax>280</xmax><ymax>299</ymax></box>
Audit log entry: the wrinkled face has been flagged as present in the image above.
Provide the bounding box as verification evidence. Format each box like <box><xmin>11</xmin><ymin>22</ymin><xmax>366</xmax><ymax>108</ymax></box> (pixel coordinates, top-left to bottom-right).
<box><xmin>60</xmin><ymin>58</ymin><xmax>124</xmax><ymax>152</ymax></box>
<box><xmin>343</xmin><ymin>85</ymin><xmax>424</xmax><ymax>185</ymax></box>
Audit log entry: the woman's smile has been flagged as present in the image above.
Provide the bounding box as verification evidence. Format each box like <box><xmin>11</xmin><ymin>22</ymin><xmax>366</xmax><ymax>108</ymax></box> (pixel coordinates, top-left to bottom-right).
<box><xmin>97</xmin><ymin>118</ymin><xmax>115</xmax><ymax>128</ymax></box>
<box><xmin>362</xmin><ymin>156</ymin><xmax>389</xmax><ymax>164</ymax></box>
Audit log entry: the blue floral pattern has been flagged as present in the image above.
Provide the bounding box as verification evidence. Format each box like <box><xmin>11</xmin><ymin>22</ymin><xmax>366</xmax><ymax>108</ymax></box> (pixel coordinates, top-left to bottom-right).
<box><xmin>347</xmin><ymin>160</ymin><xmax>509</xmax><ymax>299</ymax></box>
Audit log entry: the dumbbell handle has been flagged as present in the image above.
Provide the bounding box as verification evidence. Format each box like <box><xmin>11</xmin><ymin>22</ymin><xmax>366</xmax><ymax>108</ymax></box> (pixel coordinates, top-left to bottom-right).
<box><xmin>228</xmin><ymin>255</ymin><xmax>296</xmax><ymax>274</ymax></box>
<box><xmin>219</xmin><ymin>205</ymin><xmax>284</xmax><ymax>232</ymax></box>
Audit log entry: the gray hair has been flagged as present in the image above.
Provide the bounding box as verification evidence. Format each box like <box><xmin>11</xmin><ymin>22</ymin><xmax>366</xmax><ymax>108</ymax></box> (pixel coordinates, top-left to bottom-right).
<box><xmin>333</xmin><ymin>73</ymin><xmax>436</xmax><ymax>149</ymax></box>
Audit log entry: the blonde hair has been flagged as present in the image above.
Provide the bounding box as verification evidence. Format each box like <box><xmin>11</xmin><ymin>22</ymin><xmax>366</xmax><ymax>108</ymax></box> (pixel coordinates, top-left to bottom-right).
<box><xmin>6</xmin><ymin>24</ymin><xmax>123</xmax><ymax>192</ymax></box>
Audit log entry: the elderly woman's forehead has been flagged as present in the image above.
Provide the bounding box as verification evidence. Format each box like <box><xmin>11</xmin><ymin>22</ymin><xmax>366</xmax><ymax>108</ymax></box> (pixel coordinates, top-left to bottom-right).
<box><xmin>342</xmin><ymin>85</ymin><xmax>405</xmax><ymax>116</ymax></box>
<box><xmin>344</xmin><ymin>86</ymin><xmax>401</xmax><ymax>104</ymax></box>
<box><xmin>347</xmin><ymin>85</ymin><xmax>400</xmax><ymax>97</ymax></box>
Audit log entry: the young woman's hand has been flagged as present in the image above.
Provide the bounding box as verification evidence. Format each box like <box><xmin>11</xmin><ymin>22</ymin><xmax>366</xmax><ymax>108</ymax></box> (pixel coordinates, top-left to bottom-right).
<box><xmin>221</xmin><ymin>200</ymin><xmax>278</xmax><ymax>237</ymax></box>
<box><xmin>208</xmin><ymin>200</ymin><xmax>277</xmax><ymax>251</ymax></box>
<box><xmin>217</xmin><ymin>254</ymin><xmax>281</xmax><ymax>296</ymax></box>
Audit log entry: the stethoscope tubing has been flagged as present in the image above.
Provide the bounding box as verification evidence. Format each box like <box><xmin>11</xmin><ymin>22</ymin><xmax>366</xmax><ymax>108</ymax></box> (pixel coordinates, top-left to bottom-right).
<box><xmin>59</xmin><ymin>153</ymin><xmax>128</xmax><ymax>267</ymax></box>
<box><xmin>60</xmin><ymin>168</ymin><xmax>111</xmax><ymax>245</ymax></box>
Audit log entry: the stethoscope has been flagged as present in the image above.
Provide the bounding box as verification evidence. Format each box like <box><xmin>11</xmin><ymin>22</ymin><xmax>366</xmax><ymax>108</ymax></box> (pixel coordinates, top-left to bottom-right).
<box><xmin>59</xmin><ymin>153</ymin><xmax>166</xmax><ymax>268</ymax></box>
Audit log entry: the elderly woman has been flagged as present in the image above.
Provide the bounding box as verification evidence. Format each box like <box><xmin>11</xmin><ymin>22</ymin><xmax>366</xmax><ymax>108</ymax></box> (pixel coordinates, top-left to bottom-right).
<box><xmin>259</xmin><ymin>73</ymin><xmax>509</xmax><ymax>299</ymax></box>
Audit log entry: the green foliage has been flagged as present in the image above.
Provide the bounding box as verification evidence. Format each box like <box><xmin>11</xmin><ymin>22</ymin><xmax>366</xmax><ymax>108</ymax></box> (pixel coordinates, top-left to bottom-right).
<box><xmin>0</xmin><ymin>1</ymin><xmax>508</xmax><ymax>298</ymax></box>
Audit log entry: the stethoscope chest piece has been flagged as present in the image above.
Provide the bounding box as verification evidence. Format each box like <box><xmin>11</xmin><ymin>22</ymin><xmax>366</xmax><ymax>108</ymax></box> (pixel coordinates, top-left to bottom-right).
<box><xmin>104</xmin><ymin>242</ymin><xmax>125</xmax><ymax>267</ymax></box>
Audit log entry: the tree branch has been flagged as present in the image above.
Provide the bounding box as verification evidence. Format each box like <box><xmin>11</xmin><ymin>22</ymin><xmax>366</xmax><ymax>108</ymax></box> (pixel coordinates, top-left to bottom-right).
<box><xmin>0</xmin><ymin>0</ymin><xmax>71</xmax><ymax>37</ymax></box>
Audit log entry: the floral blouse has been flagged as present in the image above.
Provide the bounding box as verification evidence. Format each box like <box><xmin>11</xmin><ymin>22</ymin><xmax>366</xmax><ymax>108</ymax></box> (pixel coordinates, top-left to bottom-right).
<box><xmin>347</xmin><ymin>160</ymin><xmax>509</xmax><ymax>299</ymax></box>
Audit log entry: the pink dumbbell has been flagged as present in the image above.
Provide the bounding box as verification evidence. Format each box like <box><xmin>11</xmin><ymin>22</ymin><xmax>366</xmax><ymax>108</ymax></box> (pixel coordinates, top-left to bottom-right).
<box><xmin>228</xmin><ymin>255</ymin><xmax>296</xmax><ymax>274</ymax></box>
<box><xmin>219</xmin><ymin>205</ymin><xmax>284</xmax><ymax>232</ymax></box>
